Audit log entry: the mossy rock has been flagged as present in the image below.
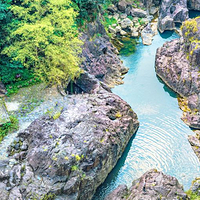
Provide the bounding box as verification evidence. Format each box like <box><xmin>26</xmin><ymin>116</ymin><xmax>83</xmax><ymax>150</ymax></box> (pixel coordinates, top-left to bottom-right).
<box><xmin>0</xmin><ymin>99</ymin><xmax>10</xmax><ymax>125</ymax></box>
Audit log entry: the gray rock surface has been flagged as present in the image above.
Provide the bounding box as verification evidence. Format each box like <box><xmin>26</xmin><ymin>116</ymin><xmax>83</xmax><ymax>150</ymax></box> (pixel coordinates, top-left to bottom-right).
<box><xmin>188</xmin><ymin>130</ymin><xmax>200</xmax><ymax>162</ymax></box>
<box><xmin>188</xmin><ymin>0</ymin><xmax>200</xmax><ymax>11</ymax></box>
<box><xmin>0</xmin><ymin>82</ymin><xmax>6</xmax><ymax>97</ymax></box>
<box><xmin>156</xmin><ymin>17</ymin><xmax>200</xmax><ymax>129</ymax></box>
<box><xmin>0</xmin><ymin>83</ymin><xmax>139</xmax><ymax>199</ymax></box>
<box><xmin>105</xmin><ymin>169</ymin><xmax>187</xmax><ymax>200</ymax></box>
<box><xmin>130</xmin><ymin>8</ymin><xmax>148</xmax><ymax>18</ymax></box>
<box><xmin>141</xmin><ymin>21</ymin><xmax>158</xmax><ymax>45</ymax></box>
<box><xmin>81</xmin><ymin>20</ymin><xmax>128</xmax><ymax>87</ymax></box>
<box><xmin>158</xmin><ymin>0</ymin><xmax>188</xmax><ymax>33</ymax></box>
<box><xmin>0</xmin><ymin>100</ymin><xmax>10</xmax><ymax>126</ymax></box>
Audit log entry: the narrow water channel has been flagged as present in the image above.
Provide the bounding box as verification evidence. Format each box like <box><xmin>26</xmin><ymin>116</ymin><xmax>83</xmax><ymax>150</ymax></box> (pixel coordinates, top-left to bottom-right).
<box><xmin>93</xmin><ymin>31</ymin><xmax>200</xmax><ymax>199</ymax></box>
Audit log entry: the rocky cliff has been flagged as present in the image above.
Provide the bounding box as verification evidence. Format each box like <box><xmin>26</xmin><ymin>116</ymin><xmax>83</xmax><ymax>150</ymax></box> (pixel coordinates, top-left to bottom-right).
<box><xmin>105</xmin><ymin>169</ymin><xmax>187</xmax><ymax>200</ymax></box>
<box><xmin>156</xmin><ymin>17</ymin><xmax>200</xmax><ymax>129</ymax></box>
<box><xmin>0</xmin><ymin>75</ymin><xmax>139</xmax><ymax>200</ymax></box>
<box><xmin>188</xmin><ymin>0</ymin><xmax>200</xmax><ymax>11</ymax></box>
<box><xmin>158</xmin><ymin>0</ymin><xmax>188</xmax><ymax>33</ymax></box>
<box><xmin>156</xmin><ymin>0</ymin><xmax>200</xmax><ymax>33</ymax></box>
<box><xmin>81</xmin><ymin>20</ymin><xmax>129</xmax><ymax>88</ymax></box>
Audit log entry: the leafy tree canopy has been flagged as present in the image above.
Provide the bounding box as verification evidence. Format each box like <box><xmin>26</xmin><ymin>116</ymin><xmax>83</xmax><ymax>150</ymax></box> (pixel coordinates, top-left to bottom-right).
<box><xmin>3</xmin><ymin>0</ymin><xmax>83</xmax><ymax>86</ymax></box>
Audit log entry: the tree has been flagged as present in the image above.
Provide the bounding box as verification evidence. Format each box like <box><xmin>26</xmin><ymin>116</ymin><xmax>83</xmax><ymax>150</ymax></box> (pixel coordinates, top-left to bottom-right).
<box><xmin>3</xmin><ymin>0</ymin><xmax>83</xmax><ymax>86</ymax></box>
<box><xmin>0</xmin><ymin>0</ymin><xmax>12</xmax><ymax>49</ymax></box>
<box><xmin>72</xmin><ymin>0</ymin><xmax>105</xmax><ymax>23</ymax></box>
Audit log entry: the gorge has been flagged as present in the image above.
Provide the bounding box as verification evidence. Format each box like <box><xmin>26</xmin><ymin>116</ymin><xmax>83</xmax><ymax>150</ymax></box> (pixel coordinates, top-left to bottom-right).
<box><xmin>1</xmin><ymin>0</ymin><xmax>200</xmax><ymax>199</ymax></box>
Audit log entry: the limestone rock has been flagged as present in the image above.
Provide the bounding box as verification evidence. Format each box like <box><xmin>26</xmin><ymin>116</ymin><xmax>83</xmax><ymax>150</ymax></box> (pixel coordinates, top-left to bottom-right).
<box><xmin>0</xmin><ymin>83</ymin><xmax>139</xmax><ymax>200</ymax></box>
<box><xmin>118</xmin><ymin>1</ymin><xmax>128</xmax><ymax>12</ymax></box>
<box><xmin>105</xmin><ymin>169</ymin><xmax>187</xmax><ymax>200</ymax></box>
<box><xmin>130</xmin><ymin>8</ymin><xmax>148</xmax><ymax>18</ymax></box>
<box><xmin>120</xmin><ymin>18</ymin><xmax>133</xmax><ymax>29</ymax></box>
<box><xmin>158</xmin><ymin>0</ymin><xmax>188</xmax><ymax>33</ymax></box>
<box><xmin>0</xmin><ymin>100</ymin><xmax>10</xmax><ymax>126</ymax></box>
<box><xmin>81</xmin><ymin>19</ymin><xmax>128</xmax><ymax>87</ymax></box>
<box><xmin>109</xmin><ymin>26</ymin><xmax>117</xmax><ymax>34</ymax></box>
<box><xmin>155</xmin><ymin>17</ymin><xmax>200</xmax><ymax>129</ymax></box>
<box><xmin>188</xmin><ymin>0</ymin><xmax>200</xmax><ymax>11</ymax></box>
<box><xmin>107</xmin><ymin>4</ymin><xmax>118</xmax><ymax>13</ymax></box>
<box><xmin>188</xmin><ymin>134</ymin><xmax>200</xmax><ymax>161</ymax></box>
<box><xmin>141</xmin><ymin>22</ymin><xmax>158</xmax><ymax>45</ymax></box>
<box><xmin>0</xmin><ymin>82</ymin><xmax>6</xmax><ymax>97</ymax></box>
<box><xmin>120</xmin><ymin>30</ymin><xmax>127</xmax><ymax>36</ymax></box>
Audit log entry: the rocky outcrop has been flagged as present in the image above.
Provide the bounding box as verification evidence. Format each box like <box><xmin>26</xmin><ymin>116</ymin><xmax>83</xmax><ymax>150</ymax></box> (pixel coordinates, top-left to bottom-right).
<box><xmin>158</xmin><ymin>0</ymin><xmax>188</xmax><ymax>33</ymax></box>
<box><xmin>0</xmin><ymin>79</ymin><xmax>139</xmax><ymax>200</ymax></box>
<box><xmin>0</xmin><ymin>99</ymin><xmax>10</xmax><ymax>126</ymax></box>
<box><xmin>190</xmin><ymin>176</ymin><xmax>200</xmax><ymax>194</ymax></box>
<box><xmin>156</xmin><ymin>17</ymin><xmax>200</xmax><ymax>129</ymax></box>
<box><xmin>105</xmin><ymin>0</ymin><xmax>151</xmax><ymax>39</ymax></box>
<box><xmin>141</xmin><ymin>20</ymin><xmax>158</xmax><ymax>45</ymax></box>
<box><xmin>105</xmin><ymin>169</ymin><xmax>187</xmax><ymax>200</ymax></box>
<box><xmin>81</xmin><ymin>20</ymin><xmax>129</xmax><ymax>87</ymax></box>
<box><xmin>0</xmin><ymin>82</ymin><xmax>6</xmax><ymax>97</ymax></box>
<box><xmin>188</xmin><ymin>0</ymin><xmax>200</xmax><ymax>11</ymax></box>
<box><xmin>188</xmin><ymin>131</ymin><xmax>200</xmax><ymax>161</ymax></box>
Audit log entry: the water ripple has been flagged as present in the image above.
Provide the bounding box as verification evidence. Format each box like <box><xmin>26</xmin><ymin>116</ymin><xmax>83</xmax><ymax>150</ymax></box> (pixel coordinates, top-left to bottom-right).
<box><xmin>93</xmin><ymin>31</ymin><xmax>200</xmax><ymax>200</ymax></box>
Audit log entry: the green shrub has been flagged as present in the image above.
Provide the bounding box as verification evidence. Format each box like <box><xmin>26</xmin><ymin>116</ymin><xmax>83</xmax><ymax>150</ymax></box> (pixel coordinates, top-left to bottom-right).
<box><xmin>0</xmin><ymin>115</ymin><xmax>19</xmax><ymax>142</ymax></box>
<box><xmin>138</xmin><ymin>18</ymin><xmax>145</xmax><ymax>25</ymax></box>
<box><xmin>186</xmin><ymin>190</ymin><xmax>200</xmax><ymax>200</ymax></box>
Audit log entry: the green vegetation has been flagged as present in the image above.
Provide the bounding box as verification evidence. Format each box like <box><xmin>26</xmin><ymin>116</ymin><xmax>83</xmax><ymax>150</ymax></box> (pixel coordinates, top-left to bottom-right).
<box><xmin>3</xmin><ymin>0</ymin><xmax>83</xmax><ymax>86</ymax></box>
<box><xmin>0</xmin><ymin>0</ymin><xmax>83</xmax><ymax>95</ymax></box>
<box><xmin>71</xmin><ymin>165</ymin><xmax>79</xmax><ymax>171</ymax></box>
<box><xmin>119</xmin><ymin>37</ymin><xmax>138</xmax><ymax>56</ymax></box>
<box><xmin>138</xmin><ymin>18</ymin><xmax>145</xmax><ymax>26</ymax></box>
<box><xmin>181</xmin><ymin>17</ymin><xmax>199</xmax><ymax>38</ymax></box>
<box><xmin>0</xmin><ymin>0</ymin><xmax>40</xmax><ymax>95</ymax></box>
<box><xmin>53</xmin><ymin>111</ymin><xmax>61</xmax><ymax>120</ymax></box>
<box><xmin>186</xmin><ymin>190</ymin><xmax>200</xmax><ymax>200</ymax></box>
<box><xmin>72</xmin><ymin>0</ymin><xmax>104</xmax><ymax>24</ymax></box>
<box><xmin>41</xmin><ymin>193</ymin><xmax>56</xmax><ymax>200</ymax></box>
<box><xmin>0</xmin><ymin>0</ymin><xmax>140</xmax><ymax>96</ymax></box>
<box><xmin>101</xmin><ymin>12</ymin><xmax>118</xmax><ymax>37</ymax></box>
<box><xmin>0</xmin><ymin>115</ymin><xmax>19</xmax><ymax>142</ymax></box>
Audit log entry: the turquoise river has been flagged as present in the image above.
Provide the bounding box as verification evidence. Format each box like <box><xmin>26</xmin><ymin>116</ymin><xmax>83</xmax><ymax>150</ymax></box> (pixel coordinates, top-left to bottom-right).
<box><xmin>93</xmin><ymin>31</ymin><xmax>200</xmax><ymax>199</ymax></box>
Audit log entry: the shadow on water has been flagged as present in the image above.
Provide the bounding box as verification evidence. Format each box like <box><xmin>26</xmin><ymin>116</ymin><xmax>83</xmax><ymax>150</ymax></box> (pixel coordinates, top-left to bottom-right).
<box><xmin>189</xmin><ymin>10</ymin><xmax>200</xmax><ymax>18</ymax></box>
<box><xmin>156</xmin><ymin>76</ymin><xmax>178</xmax><ymax>98</ymax></box>
<box><xmin>92</xmin><ymin>131</ymin><xmax>137</xmax><ymax>200</ymax></box>
<box><xmin>159</xmin><ymin>30</ymin><xmax>174</xmax><ymax>39</ymax></box>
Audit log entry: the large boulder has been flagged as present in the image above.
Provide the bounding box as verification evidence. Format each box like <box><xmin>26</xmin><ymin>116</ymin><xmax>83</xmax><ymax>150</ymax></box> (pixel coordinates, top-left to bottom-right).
<box><xmin>158</xmin><ymin>0</ymin><xmax>188</xmax><ymax>33</ymax></box>
<box><xmin>188</xmin><ymin>131</ymin><xmax>200</xmax><ymax>161</ymax></box>
<box><xmin>117</xmin><ymin>0</ymin><xmax>132</xmax><ymax>13</ymax></box>
<box><xmin>0</xmin><ymin>82</ymin><xmax>6</xmax><ymax>97</ymax></box>
<box><xmin>155</xmin><ymin>17</ymin><xmax>200</xmax><ymax>129</ymax></box>
<box><xmin>0</xmin><ymin>87</ymin><xmax>139</xmax><ymax>200</ymax></box>
<box><xmin>0</xmin><ymin>100</ymin><xmax>10</xmax><ymax>126</ymax></box>
<box><xmin>105</xmin><ymin>169</ymin><xmax>187</xmax><ymax>200</ymax></box>
<box><xmin>141</xmin><ymin>22</ymin><xmax>158</xmax><ymax>45</ymax></box>
<box><xmin>130</xmin><ymin>8</ymin><xmax>148</xmax><ymax>18</ymax></box>
<box><xmin>188</xmin><ymin>0</ymin><xmax>200</xmax><ymax>11</ymax></box>
<box><xmin>81</xmin><ymin>20</ymin><xmax>128</xmax><ymax>87</ymax></box>
<box><xmin>119</xmin><ymin>18</ymin><xmax>133</xmax><ymax>29</ymax></box>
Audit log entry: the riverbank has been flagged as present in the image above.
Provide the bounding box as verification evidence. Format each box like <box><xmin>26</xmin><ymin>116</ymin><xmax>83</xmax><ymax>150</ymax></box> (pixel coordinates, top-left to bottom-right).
<box><xmin>1</xmin><ymin>1</ymin><xmax>200</xmax><ymax>200</ymax></box>
<box><xmin>93</xmin><ymin>30</ymin><xmax>200</xmax><ymax>200</ymax></box>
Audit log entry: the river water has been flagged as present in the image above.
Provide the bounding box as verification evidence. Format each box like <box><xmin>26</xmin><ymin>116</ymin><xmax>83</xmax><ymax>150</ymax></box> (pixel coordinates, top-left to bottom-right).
<box><xmin>93</xmin><ymin>31</ymin><xmax>200</xmax><ymax>199</ymax></box>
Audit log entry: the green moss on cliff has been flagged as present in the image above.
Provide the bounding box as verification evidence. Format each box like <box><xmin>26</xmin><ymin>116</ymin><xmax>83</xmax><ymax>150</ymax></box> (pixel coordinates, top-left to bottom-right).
<box><xmin>182</xmin><ymin>18</ymin><xmax>198</xmax><ymax>38</ymax></box>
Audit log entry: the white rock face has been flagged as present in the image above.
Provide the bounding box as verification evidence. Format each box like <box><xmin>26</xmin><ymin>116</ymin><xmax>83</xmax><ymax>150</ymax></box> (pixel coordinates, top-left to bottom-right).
<box><xmin>120</xmin><ymin>18</ymin><xmax>133</xmax><ymax>29</ymax></box>
<box><xmin>0</xmin><ymin>100</ymin><xmax>10</xmax><ymax>125</ymax></box>
<box><xmin>5</xmin><ymin>102</ymin><xmax>21</xmax><ymax>112</ymax></box>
